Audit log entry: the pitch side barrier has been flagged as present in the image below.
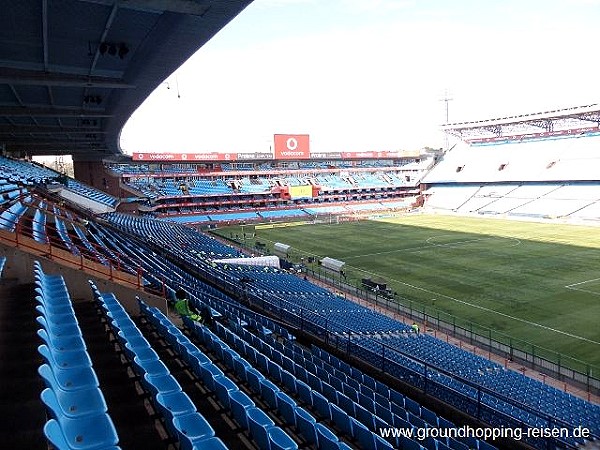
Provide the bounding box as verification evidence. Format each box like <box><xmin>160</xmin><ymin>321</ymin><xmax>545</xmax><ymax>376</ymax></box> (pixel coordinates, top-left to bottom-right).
<box><xmin>224</xmin><ymin>287</ymin><xmax>595</xmax><ymax>450</ymax></box>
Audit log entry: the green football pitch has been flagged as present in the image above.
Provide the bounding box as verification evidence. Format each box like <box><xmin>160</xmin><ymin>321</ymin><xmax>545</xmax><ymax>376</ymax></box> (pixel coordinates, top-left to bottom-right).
<box><xmin>212</xmin><ymin>214</ymin><xmax>600</xmax><ymax>373</ymax></box>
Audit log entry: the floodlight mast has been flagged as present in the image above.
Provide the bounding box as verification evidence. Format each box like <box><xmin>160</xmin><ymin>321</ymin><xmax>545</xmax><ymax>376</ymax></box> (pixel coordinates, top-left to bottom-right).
<box><xmin>440</xmin><ymin>89</ymin><xmax>453</xmax><ymax>151</ymax></box>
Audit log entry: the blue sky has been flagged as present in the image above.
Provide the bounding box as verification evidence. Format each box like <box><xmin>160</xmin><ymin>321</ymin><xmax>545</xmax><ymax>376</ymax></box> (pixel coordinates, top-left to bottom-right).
<box><xmin>120</xmin><ymin>0</ymin><xmax>600</xmax><ymax>154</ymax></box>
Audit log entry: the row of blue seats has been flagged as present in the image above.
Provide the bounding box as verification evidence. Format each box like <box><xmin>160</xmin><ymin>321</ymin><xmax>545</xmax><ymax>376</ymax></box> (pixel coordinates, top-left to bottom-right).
<box><xmin>203</xmin><ymin>316</ymin><xmax>398</xmax><ymax>450</ymax></box>
<box><xmin>105</xmin><ymin>212</ymin><xmax>239</xmax><ymax>258</ymax></box>
<box><xmin>363</xmin><ymin>334</ymin><xmax>600</xmax><ymax>437</ymax></box>
<box><xmin>0</xmin><ymin>156</ymin><xmax>117</xmax><ymax>207</ymax></box>
<box><xmin>0</xmin><ymin>198</ymin><xmax>29</xmax><ymax>231</ymax></box>
<box><xmin>308</xmin><ymin>345</ymin><xmax>498</xmax><ymax>450</ymax></box>
<box><xmin>223</xmin><ymin>319</ymin><xmax>496</xmax><ymax>450</ymax></box>
<box><xmin>90</xmin><ymin>282</ymin><xmax>225</xmax><ymax>450</ymax></box>
<box><xmin>34</xmin><ymin>262</ymin><xmax>120</xmax><ymax>449</ymax></box>
<box><xmin>140</xmin><ymin>301</ymin><xmax>298</xmax><ymax>450</ymax></box>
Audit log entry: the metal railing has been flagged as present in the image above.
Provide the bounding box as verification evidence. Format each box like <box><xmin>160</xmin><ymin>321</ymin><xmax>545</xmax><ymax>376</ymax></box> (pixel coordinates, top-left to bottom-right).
<box><xmin>0</xmin><ymin>194</ymin><xmax>160</xmax><ymax>294</ymax></box>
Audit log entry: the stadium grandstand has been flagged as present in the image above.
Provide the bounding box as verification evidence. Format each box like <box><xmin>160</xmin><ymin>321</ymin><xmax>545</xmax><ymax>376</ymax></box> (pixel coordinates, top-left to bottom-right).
<box><xmin>1</xmin><ymin>1</ymin><xmax>599</xmax><ymax>450</ymax></box>
<box><xmin>105</xmin><ymin>145</ymin><xmax>430</xmax><ymax>224</ymax></box>
<box><xmin>423</xmin><ymin>105</ymin><xmax>600</xmax><ymax>222</ymax></box>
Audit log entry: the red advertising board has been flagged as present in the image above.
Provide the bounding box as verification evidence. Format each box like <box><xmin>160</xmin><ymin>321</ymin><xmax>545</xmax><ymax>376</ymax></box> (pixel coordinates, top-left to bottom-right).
<box><xmin>132</xmin><ymin>152</ymin><xmax>238</xmax><ymax>162</ymax></box>
<box><xmin>273</xmin><ymin>134</ymin><xmax>310</xmax><ymax>160</ymax></box>
<box><xmin>340</xmin><ymin>151</ymin><xmax>405</xmax><ymax>159</ymax></box>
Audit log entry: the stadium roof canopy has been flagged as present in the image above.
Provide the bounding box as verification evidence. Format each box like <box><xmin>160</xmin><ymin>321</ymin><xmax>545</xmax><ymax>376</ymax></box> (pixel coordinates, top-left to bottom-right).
<box><xmin>442</xmin><ymin>104</ymin><xmax>600</xmax><ymax>143</ymax></box>
<box><xmin>0</xmin><ymin>0</ymin><xmax>252</xmax><ymax>159</ymax></box>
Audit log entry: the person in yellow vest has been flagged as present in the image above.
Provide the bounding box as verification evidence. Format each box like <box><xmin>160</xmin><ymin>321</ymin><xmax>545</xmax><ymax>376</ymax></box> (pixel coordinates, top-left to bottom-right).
<box><xmin>411</xmin><ymin>322</ymin><xmax>420</xmax><ymax>335</ymax></box>
<box><xmin>174</xmin><ymin>288</ymin><xmax>202</xmax><ymax>322</ymax></box>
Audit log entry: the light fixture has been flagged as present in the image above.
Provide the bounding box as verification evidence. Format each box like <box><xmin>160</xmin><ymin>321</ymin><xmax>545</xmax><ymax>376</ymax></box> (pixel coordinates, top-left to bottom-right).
<box><xmin>118</xmin><ymin>43</ymin><xmax>129</xmax><ymax>59</ymax></box>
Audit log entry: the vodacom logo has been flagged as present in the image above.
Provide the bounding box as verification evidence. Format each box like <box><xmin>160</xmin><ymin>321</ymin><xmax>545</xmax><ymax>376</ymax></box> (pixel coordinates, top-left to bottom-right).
<box><xmin>286</xmin><ymin>137</ymin><xmax>298</xmax><ymax>151</ymax></box>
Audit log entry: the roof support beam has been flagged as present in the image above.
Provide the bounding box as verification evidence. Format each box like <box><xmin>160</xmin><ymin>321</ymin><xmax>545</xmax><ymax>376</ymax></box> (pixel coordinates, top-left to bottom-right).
<box><xmin>0</xmin><ymin>106</ymin><xmax>112</xmax><ymax>117</ymax></box>
<box><xmin>0</xmin><ymin>126</ymin><xmax>106</xmax><ymax>134</ymax></box>
<box><xmin>0</xmin><ymin>140</ymin><xmax>105</xmax><ymax>146</ymax></box>
<box><xmin>0</xmin><ymin>68</ymin><xmax>135</xmax><ymax>89</ymax></box>
<box><xmin>5</xmin><ymin>146</ymin><xmax>109</xmax><ymax>155</ymax></box>
<box><xmin>42</xmin><ymin>0</ymin><xmax>49</xmax><ymax>71</ymax></box>
<box><xmin>76</xmin><ymin>0</ymin><xmax>211</xmax><ymax>16</ymax></box>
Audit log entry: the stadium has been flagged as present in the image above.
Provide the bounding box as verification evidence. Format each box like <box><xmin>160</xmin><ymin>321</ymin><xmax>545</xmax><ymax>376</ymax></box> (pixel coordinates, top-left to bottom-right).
<box><xmin>0</xmin><ymin>2</ymin><xmax>599</xmax><ymax>450</ymax></box>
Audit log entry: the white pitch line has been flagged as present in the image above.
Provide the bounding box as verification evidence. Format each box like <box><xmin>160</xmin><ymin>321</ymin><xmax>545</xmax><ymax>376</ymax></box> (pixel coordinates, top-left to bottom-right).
<box><xmin>565</xmin><ymin>286</ymin><xmax>600</xmax><ymax>297</ymax></box>
<box><xmin>350</xmin><ymin>265</ymin><xmax>600</xmax><ymax>346</ymax></box>
<box><xmin>346</xmin><ymin>236</ymin><xmax>521</xmax><ymax>260</ymax></box>
<box><xmin>345</xmin><ymin>237</ymin><xmax>494</xmax><ymax>260</ymax></box>
<box><xmin>565</xmin><ymin>277</ymin><xmax>600</xmax><ymax>288</ymax></box>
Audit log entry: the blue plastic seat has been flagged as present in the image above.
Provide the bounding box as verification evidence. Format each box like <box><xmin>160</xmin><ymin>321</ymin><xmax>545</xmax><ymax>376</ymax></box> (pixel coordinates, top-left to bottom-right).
<box><xmin>268</xmin><ymin>426</ymin><xmax>299</xmax><ymax>450</ymax></box>
<box><xmin>336</xmin><ymin>393</ymin><xmax>355</xmax><ymax>416</ymax></box>
<box><xmin>255</xmin><ymin>353</ymin><xmax>269</xmax><ymax>372</ymax></box>
<box><xmin>221</xmin><ymin>348</ymin><xmax>237</xmax><ymax>369</ymax></box>
<box><xmin>404</xmin><ymin>396</ymin><xmax>421</xmax><ymax>417</ymax></box>
<box><xmin>294</xmin><ymin>406</ymin><xmax>317</xmax><ymax>445</ymax></box>
<box><xmin>306</xmin><ymin>372</ymin><xmax>322</xmax><ymax>392</ymax></box>
<box><xmin>38</xmin><ymin>363</ymin><xmax>99</xmax><ymax>392</ymax></box>
<box><xmin>124</xmin><ymin>343</ymin><xmax>158</xmax><ymax>363</ymax></box>
<box><xmin>311</xmin><ymin>391</ymin><xmax>331</xmax><ymax>421</ymax></box>
<box><xmin>296</xmin><ymin>381</ymin><xmax>312</xmax><ymax>407</ymax></box>
<box><xmin>447</xmin><ymin>437</ymin><xmax>469</xmax><ymax>450</ymax></box>
<box><xmin>374</xmin><ymin>403</ymin><xmax>394</xmax><ymax>426</ymax></box>
<box><xmin>351</xmin><ymin>417</ymin><xmax>376</xmax><ymax>450</ymax></box>
<box><xmin>267</xmin><ymin>360</ymin><xmax>282</xmax><ymax>383</ymax></box>
<box><xmin>190</xmin><ymin>436</ymin><xmax>229</xmax><ymax>450</ymax></box>
<box><xmin>188</xmin><ymin>352</ymin><xmax>212</xmax><ymax>376</ymax></box>
<box><xmin>245</xmin><ymin>367</ymin><xmax>264</xmax><ymax>393</ymax></box>
<box><xmin>142</xmin><ymin>373</ymin><xmax>182</xmax><ymax>396</ymax></box>
<box><xmin>232</xmin><ymin>356</ymin><xmax>252</xmax><ymax>380</ymax></box>
<box><xmin>37</xmin><ymin>317</ymin><xmax>82</xmax><ymax>338</ymax></box>
<box><xmin>275</xmin><ymin>391</ymin><xmax>297</xmax><ymax>427</ymax></box>
<box><xmin>213</xmin><ymin>375</ymin><xmax>239</xmax><ymax>409</ymax></box>
<box><xmin>35</xmin><ymin>301</ymin><xmax>74</xmax><ymax>317</ymax></box>
<box><xmin>330</xmin><ymin>403</ymin><xmax>353</xmax><ymax>438</ymax></box>
<box><xmin>247</xmin><ymin>407</ymin><xmax>275</xmax><ymax>449</ymax></box>
<box><xmin>280</xmin><ymin>369</ymin><xmax>297</xmax><ymax>393</ymax></box>
<box><xmin>37</xmin><ymin>329</ymin><xmax>86</xmax><ymax>353</ymax></box>
<box><xmin>198</xmin><ymin>363</ymin><xmax>224</xmax><ymax>391</ymax></box>
<box><xmin>41</xmin><ymin>387</ymin><xmax>107</xmax><ymax>419</ymax></box>
<box><xmin>172</xmin><ymin>412</ymin><xmax>215</xmax><ymax>450</ymax></box>
<box><xmin>229</xmin><ymin>389</ymin><xmax>255</xmax><ymax>430</ymax></box>
<box><xmin>38</xmin><ymin>344</ymin><xmax>92</xmax><ymax>371</ymax></box>
<box><xmin>156</xmin><ymin>391</ymin><xmax>197</xmax><ymax>436</ymax></box>
<box><xmin>43</xmin><ymin>419</ymin><xmax>72</xmax><ymax>450</ymax></box>
<box><xmin>321</xmin><ymin>382</ymin><xmax>337</xmax><ymax>403</ymax></box>
<box><xmin>43</xmin><ymin>412</ymin><xmax>119</xmax><ymax>450</ymax></box>
<box><xmin>375</xmin><ymin>434</ymin><xmax>396</xmax><ymax>450</ymax></box>
<box><xmin>315</xmin><ymin>422</ymin><xmax>339</xmax><ymax>450</ymax></box>
<box><xmin>259</xmin><ymin>378</ymin><xmax>280</xmax><ymax>410</ymax></box>
<box><xmin>133</xmin><ymin>357</ymin><xmax>169</xmax><ymax>377</ymax></box>
<box><xmin>118</xmin><ymin>332</ymin><xmax>149</xmax><ymax>350</ymax></box>
<box><xmin>355</xmin><ymin>403</ymin><xmax>375</xmax><ymax>430</ymax></box>
<box><xmin>398</xmin><ymin>435</ymin><xmax>425</xmax><ymax>450</ymax></box>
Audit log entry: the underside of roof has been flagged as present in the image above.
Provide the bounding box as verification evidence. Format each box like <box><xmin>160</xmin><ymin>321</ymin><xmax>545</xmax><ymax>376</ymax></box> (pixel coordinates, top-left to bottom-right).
<box><xmin>0</xmin><ymin>0</ymin><xmax>253</xmax><ymax>159</ymax></box>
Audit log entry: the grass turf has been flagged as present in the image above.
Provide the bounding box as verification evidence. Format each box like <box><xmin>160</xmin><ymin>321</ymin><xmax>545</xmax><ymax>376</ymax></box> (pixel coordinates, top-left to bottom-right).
<box><xmin>212</xmin><ymin>214</ymin><xmax>600</xmax><ymax>373</ymax></box>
